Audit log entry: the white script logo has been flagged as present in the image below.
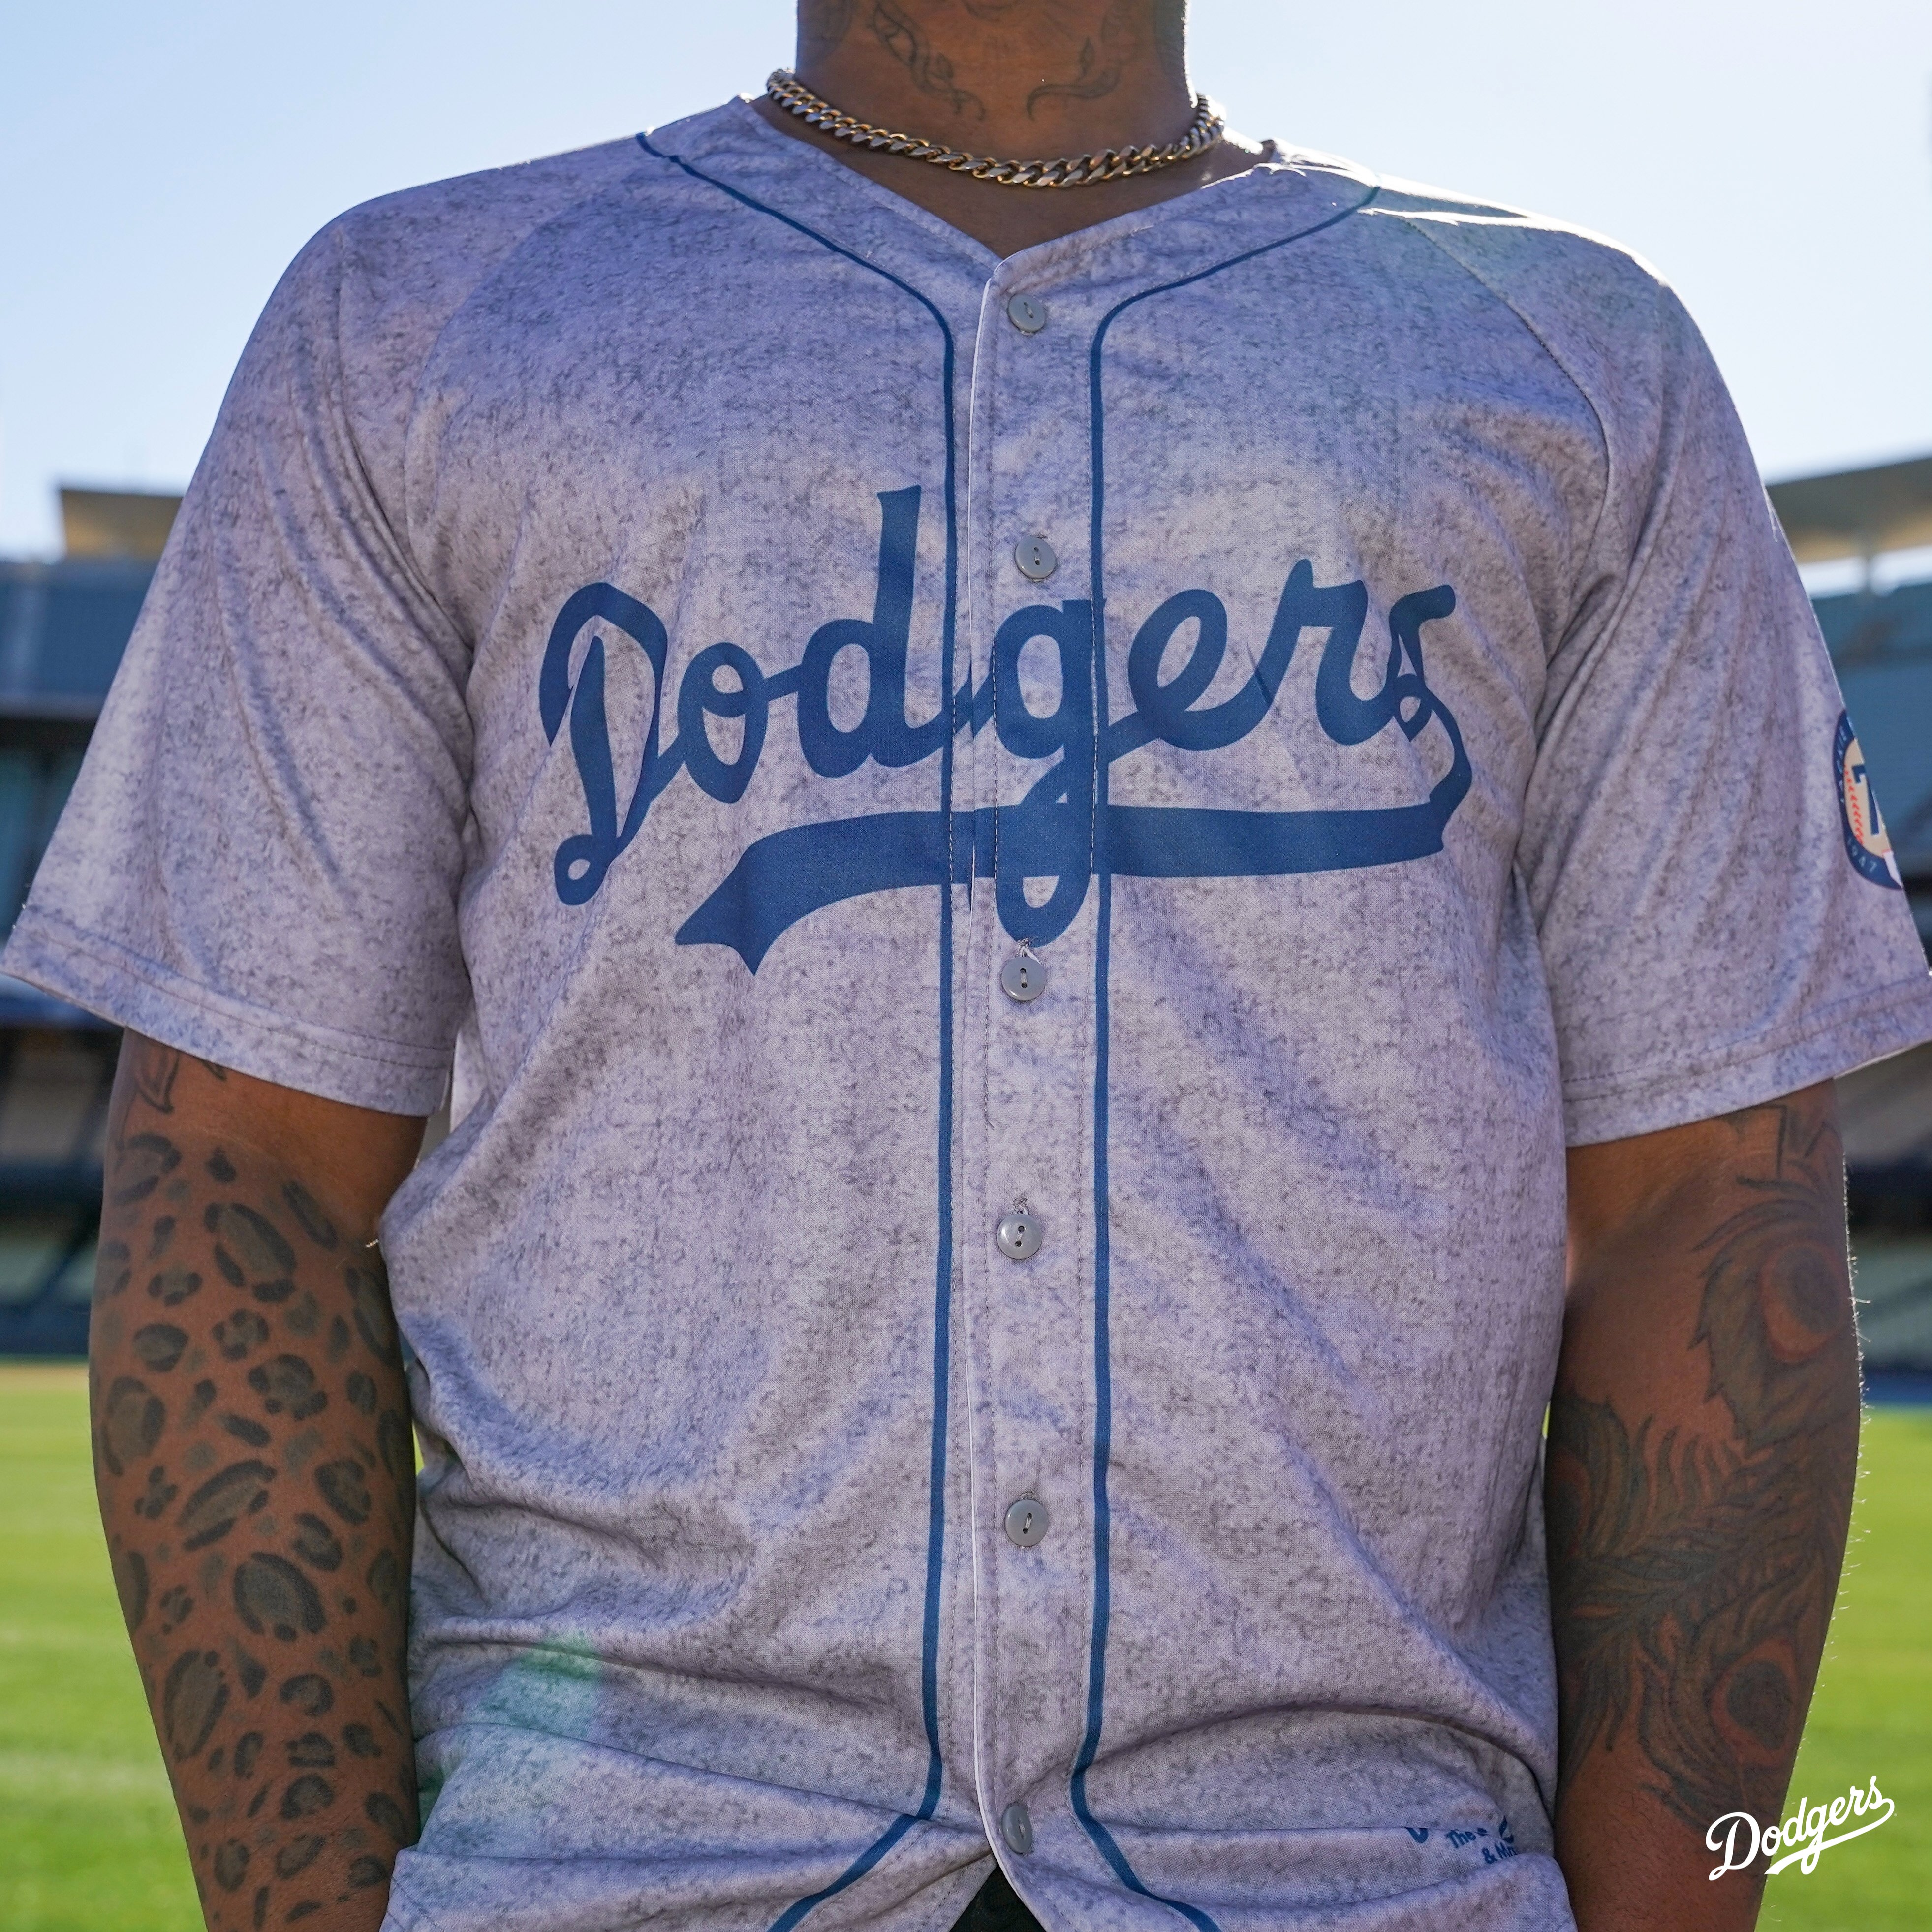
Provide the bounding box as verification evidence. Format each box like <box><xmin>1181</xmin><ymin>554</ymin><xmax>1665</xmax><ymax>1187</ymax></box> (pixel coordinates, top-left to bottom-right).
<box><xmin>1708</xmin><ymin>1777</ymin><xmax>1896</xmax><ymax>1879</ymax></box>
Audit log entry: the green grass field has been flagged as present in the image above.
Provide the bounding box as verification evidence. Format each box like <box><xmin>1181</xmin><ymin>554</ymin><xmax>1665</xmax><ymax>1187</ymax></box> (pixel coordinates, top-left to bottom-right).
<box><xmin>2</xmin><ymin>1362</ymin><xmax>1926</xmax><ymax>1930</ymax></box>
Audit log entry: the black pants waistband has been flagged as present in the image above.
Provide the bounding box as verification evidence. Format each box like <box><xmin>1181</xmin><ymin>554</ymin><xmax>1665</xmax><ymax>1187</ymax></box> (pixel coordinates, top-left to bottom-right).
<box><xmin>949</xmin><ymin>1869</ymin><xmax>1046</xmax><ymax>1932</ymax></box>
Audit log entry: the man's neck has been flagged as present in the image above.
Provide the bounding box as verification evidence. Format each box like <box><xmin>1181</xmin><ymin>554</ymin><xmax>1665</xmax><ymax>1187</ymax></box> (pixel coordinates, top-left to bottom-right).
<box><xmin>799</xmin><ymin>0</ymin><xmax>1193</xmax><ymax>162</ymax></box>
<box><xmin>754</xmin><ymin>1</ymin><xmax>1261</xmax><ymax>258</ymax></box>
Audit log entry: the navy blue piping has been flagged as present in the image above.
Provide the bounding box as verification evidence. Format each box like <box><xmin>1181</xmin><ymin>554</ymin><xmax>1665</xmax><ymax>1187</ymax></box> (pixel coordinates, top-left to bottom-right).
<box><xmin>1069</xmin><ymin>179</ymin><xmax>1381</xmax><ymax>1932</ymax></box>
<box><xmin>634</xmin><ymin>132</ymin><xmax>960</xmax><ymax>1932</ymax></box>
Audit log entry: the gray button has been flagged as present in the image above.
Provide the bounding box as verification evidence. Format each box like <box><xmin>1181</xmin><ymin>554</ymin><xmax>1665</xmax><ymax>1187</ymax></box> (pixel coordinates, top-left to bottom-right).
<box><xmin>996</xmin><ymin>1208</ymin><xmax>1043</xmax><ymax>1261</ymax></box>
<box><xmin>1000</xmin><ymin>1800</ymin><xmax>1035</xmax><ymax>1854</ymax></box>
<box><xmin>1000</xmin><ymin>952</ymin><xmax>1047</xmax><ymax>1003</ymax></box>
<box><xmin>1013</xmin><ymin>535</ymin><xmax>1058</xmax><ymax>582</ymax></box>
<box><xmin>1004</xmin><ymin>1496</ymin><xmax>1049</xmax><ymax>1548</ymax></box>
<box><xmin>1005</xmin><ymin>293</ymin><xmax>1047</xmax><ymax>335</ymax></box>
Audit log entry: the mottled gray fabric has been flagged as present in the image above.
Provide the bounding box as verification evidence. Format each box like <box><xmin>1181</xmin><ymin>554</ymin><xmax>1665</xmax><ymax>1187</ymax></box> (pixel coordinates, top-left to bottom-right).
<box><xmin>10</xmin><ymin>96</ymin><xmax>1931</xmax><ymax>1932</ymax></box>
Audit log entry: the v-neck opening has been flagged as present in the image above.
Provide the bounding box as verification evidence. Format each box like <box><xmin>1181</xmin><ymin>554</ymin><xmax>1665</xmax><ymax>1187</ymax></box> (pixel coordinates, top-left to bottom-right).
<box><xmin>672</xmin><ymin>96</ymin><xmax>1312</xmax><ymax>282</ymax></box>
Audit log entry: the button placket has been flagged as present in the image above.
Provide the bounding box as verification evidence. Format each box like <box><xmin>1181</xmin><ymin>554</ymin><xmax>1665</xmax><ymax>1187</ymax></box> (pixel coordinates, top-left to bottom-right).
<box><xmin>961</xmin><ymin>272</ymin><xmax>1098</xmax><ymax>1845</ymax></box>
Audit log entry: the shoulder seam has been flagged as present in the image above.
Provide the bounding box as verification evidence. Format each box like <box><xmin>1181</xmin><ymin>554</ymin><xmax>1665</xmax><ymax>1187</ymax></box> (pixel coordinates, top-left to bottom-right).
<box><xmin>1381</xmin><ymin>212</ymin><xmax>1616</xmax><ymax>622</ymax></box>
<box><xmin>318</xmin><ymin>223</ymin><xmax>467</xmax><ymax>655</ymax></box>
<box><xmin>357</xmin><ymin>149</ymin><xmax>659</xmax><ymax>623</ymax></box>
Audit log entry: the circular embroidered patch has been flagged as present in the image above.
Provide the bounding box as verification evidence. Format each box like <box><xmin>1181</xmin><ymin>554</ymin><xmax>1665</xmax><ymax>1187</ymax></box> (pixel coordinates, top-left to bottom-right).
<box><xmin>1835</xmin><ymin>711</ymin><xmax>1902</xmax><ymax>889</ymax></box>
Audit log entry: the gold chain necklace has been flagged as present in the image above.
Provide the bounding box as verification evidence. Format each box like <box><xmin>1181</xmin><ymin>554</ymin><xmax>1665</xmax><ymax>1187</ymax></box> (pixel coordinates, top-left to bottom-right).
<box><xmin>765</xmin><ymin>69</ymin><xmax>1224</xmax><ymax>190</ymax></box>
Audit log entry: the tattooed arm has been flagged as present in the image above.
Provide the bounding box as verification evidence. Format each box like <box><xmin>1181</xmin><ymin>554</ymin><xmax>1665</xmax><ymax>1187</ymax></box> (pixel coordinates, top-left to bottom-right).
<box><xmin>90</xmin><ymin>1033</ymin><xmax>428</xmax><ymax>1932</ymax></box>
<box><xmin>1547</xmin><ymin>1082</ymin><xmax>1860</xmax><ymax>1930</ymax></box>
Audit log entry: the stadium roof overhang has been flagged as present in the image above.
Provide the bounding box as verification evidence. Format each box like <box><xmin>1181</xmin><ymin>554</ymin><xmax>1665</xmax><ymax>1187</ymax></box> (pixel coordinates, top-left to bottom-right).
<box><xmin>1768</xmin><ymin>454</ymin><xmax>1932</xmax><ymax>564</ymax></box>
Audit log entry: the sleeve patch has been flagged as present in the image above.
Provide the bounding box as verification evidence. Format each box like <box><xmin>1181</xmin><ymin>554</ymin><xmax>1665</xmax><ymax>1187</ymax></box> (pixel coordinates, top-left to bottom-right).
<box><xmin>1835</xmin><ymin>711</ymin><xmax>1902</xmax><ymax>889</ymax></box>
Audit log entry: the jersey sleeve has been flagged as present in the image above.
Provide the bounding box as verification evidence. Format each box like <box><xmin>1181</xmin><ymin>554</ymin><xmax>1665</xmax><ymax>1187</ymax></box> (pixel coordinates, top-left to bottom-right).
<box><xmin>1519</xmin><ymin>283</ymin><xmax>1932</xmax><ymax>1144</ymax></box>
<box><xmin>1</xmin><ymin>221</ymin><xmax>472</xmax><ymax>1113</ymax></box>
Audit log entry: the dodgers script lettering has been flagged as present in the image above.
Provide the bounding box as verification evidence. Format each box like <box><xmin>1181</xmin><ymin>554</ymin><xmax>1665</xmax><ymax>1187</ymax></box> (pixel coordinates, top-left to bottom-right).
<box><xmin>540</xmin><ymin>487</ymin><xmax>1470</xmax><ymax>968</ymax></box>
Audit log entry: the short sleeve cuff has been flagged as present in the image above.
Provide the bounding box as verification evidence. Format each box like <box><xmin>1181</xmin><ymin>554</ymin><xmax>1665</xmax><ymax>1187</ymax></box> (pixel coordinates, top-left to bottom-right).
<box><xmin>0</xmin><ymin>907</ymin><xmax>452</xmax><ymax>1116</ymax></box>
<box><xmin>1561</xmin><ymin>969</ymin><xmax>1932</xmax><ymax>1145</ymax></box>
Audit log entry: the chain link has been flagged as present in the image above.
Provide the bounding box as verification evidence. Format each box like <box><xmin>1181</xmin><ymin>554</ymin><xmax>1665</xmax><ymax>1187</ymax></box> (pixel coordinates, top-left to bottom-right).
<box><xmin>765</xmin><ymin>70</ymin><xmax>1224</xmax><ymax>189</ymax></box>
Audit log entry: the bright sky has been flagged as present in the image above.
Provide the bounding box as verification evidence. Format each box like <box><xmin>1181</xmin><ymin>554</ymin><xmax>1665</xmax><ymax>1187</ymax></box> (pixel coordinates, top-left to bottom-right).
<box><xmin>3</xmin><ymin>0</ymin><xmax>1930</xmax><ymax>558</ymax></box>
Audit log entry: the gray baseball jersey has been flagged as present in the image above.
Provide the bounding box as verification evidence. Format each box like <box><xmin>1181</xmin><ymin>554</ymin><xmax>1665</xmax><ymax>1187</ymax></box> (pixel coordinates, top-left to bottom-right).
<box><xmin>10</xmin><ymin>97</ymin><xmax>1931</xmax><ymax>1932</ymax></box>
